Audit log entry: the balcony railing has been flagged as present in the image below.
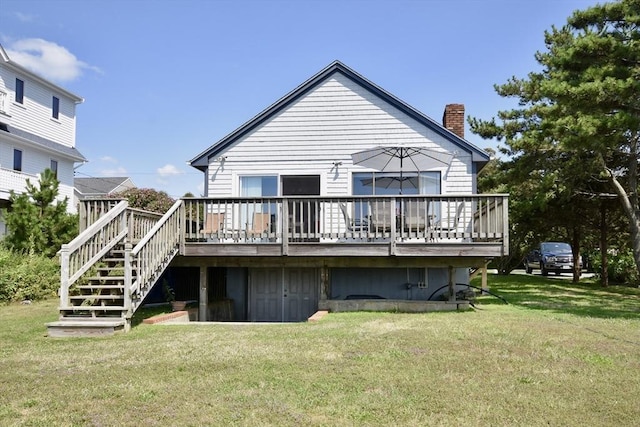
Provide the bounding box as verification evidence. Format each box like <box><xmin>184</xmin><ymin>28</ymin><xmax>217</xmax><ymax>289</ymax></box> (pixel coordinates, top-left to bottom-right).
<box><xmin>181</xmin><ymin>195</ymin><xmax>508</xmax><ymax>245</ymax></box>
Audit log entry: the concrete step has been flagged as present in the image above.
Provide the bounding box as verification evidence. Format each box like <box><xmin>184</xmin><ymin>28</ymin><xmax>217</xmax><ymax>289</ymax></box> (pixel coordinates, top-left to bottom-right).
<box><xmin>47</xmin><ymin>319</ymin><xmax>127</xmax><ymax>337</ymax></box>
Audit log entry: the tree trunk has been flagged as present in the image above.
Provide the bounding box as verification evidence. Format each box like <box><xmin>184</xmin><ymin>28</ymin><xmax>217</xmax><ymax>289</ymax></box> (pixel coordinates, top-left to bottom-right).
<box><xmin>600</xmin><ymin>201</ymin><xmax>608</xmax><ymax>287</ymax></box>
<box><xmin>605</xmin><ymin>161</ymin><xmax>640</xmax><ymax>283</ymax></box>
<box><xmin>572</xmin><ymin>226</ymin><xmax>581</xmax><ymax>283</ymax></box>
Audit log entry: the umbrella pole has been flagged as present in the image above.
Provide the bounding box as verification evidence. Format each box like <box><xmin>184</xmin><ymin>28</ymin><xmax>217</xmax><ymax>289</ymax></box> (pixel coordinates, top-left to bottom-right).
<box><xmin>399</xmin><ymin>152</ymin><xmax>403</xmax><ymax>195</ymax></box>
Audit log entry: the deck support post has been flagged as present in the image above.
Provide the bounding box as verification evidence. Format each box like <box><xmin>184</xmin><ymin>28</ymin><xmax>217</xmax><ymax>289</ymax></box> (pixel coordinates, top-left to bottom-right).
<box><xmin>448</xmin><ymin>266</ymin><xmax>454</xmax><ymax>301</ymax></box>
<box><xmin>320</xmin><ymin>264</ymin><xmax>330</xmax><ymax>301</ymax></box>
<box><xmin>481</xmin><ymin>261</ymin><xmax>488</xmax><ymax>292</ymax></box>
<box><xmin>199</xmin><ymin>265</ymin><xmax>208</xmax><ymax>321</ymax></box>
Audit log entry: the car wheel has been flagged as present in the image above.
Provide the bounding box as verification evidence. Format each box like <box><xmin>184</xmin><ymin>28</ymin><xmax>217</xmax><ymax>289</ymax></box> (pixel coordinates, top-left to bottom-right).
<box><xmin>541</xmin><ymin>263</ymin><xmax>548</xmax><ymax>276</ymax></box>
<box><xmin>554</xmin><ymin>271</ymin><xmax>561</xmax><ymax>276</ymax></box>
<box><xmin>525</xmin><ymin>265</ymin><xmax>532</xmax><ymax>274</ymax></box>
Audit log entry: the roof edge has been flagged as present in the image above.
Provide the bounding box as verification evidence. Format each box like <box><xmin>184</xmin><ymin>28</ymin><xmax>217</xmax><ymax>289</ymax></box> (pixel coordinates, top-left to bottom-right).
<box><xmin>189</xmin><ymin>61</ymin><xmax>489</xmax><ymax>168</ymax></box>
<box><xmin>0</xmin><ymin>44</ymin><xmax>84</xmax><ymax>104</ymax></box>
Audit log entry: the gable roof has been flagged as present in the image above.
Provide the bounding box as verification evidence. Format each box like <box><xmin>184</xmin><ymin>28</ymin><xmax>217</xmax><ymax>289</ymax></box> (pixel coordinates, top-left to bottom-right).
<box><xmin>74</xmin><ymin>177</ymin><xmax>135</xmax><ymax>196</ymax></box>
<box><xmin>189</xmin><ymin>61</ymin><xmax>489</xmax><ymax>171</ymax></box>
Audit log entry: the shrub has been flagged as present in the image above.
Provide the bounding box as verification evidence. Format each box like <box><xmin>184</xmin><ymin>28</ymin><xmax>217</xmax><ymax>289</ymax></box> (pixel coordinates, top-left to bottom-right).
<box><xmin>112</xmin><ymin>188</ymin><xmax>175</xmax><ymax>214</ymax></box>
<box><xmin>0</xmin><ymin>247</ymin><xmax>60</xmax><ymax>303</ymax></box>
<box><xmin>591</xmin><ymin>248</ymin><xmax>639</xmax><ymax>286</ymax></box>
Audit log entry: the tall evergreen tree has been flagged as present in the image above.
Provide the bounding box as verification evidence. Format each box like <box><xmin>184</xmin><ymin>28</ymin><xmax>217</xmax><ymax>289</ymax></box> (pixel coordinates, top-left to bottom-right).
<box><xmin>2</xmin><ymin>169</ymin><xmax>77</xmax><ymax>257</ymax></box>
<box><xmin>470</xmin><ymin>0</ymin><xmax>640</xmax><ymax>280</ymax></box>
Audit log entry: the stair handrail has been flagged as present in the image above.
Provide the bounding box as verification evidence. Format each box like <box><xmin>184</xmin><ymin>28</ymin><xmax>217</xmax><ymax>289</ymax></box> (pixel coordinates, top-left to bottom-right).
<box><xmin>127</xmin><ymin>199</ymin><xmax>183</xmax><ymax>310</ymax></box>
<box><xmin>59</xmin><ymin>200</ymin><xmax>129</xmax><ymax>309</ymax></box>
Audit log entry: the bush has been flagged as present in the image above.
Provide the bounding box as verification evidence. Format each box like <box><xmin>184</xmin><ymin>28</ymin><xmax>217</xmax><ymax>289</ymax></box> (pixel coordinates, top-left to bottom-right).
<box><xmin>0</xmin><ymin>247</ymin><xmax>60</xmax><ymax>303</ymax></box>
<box><xmin>591</xmin><ymin>248</ymin><xmax>639</xmax><ymax>286</ymax></box>
<box><xmin>112</xmin><ymin>188</ymin><xmax>175</xmax><ymax>214</ymax></box>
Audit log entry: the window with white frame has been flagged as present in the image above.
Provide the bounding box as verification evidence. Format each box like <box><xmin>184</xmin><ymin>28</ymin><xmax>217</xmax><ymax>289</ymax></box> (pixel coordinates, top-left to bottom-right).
<box><xmin>52</xmin><ymin>96</ymin><xmax>60</xmax><ymax>119</ymax></box>
<box><xmin>50</xmin><ymin>159</ymin><xmax>58</xmax><ymax>178</ymax></box>
<box><xmin>239</xmin><ymin>176</ymin><xmax>277</xmax><ymax>231</ymax></box>
<box><xmin>13</xmin><ymin>149</ymin><xmax>22</xmax><ymax>171</ymax></box>
<box><xmin>15</xmin><ymin>79</ymin><xmax>24</xmax><ymax>104</ymax></box>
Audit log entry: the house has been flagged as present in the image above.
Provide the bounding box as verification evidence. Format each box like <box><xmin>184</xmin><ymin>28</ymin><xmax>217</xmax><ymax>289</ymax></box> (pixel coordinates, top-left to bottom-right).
<box><xmin>48</xmin><ymin>61</ymin><xmax>508</xmax><ymax>336</ymax></box>
<box><xmin>0</xmin><ymin>44</ymin><xmax>85</xmax><ymax>236</ymax></box>
<box><xmin>74</xmin><ymin>176</ymin><xmax>136</xmax><ymax>201</ymax></box>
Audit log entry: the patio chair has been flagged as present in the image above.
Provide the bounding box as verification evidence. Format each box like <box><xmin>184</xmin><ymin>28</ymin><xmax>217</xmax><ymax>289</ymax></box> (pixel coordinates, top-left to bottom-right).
<box><xmin>432</xmin><ymin>201</ymin><xmax>465</xmax><ymax>238</ymax></box>
<box><xmin>246</xmin><ymin>212</ymin><xmax>271</xmax><ymax>240</ymax></box>
<box><xmin>402</xmin><ymin>200</ymin><xmax>427</xmax><ymax>232</ymax></box>
<box><xmin>339</xmin><ymin>203</ymin><xmax>368</xmax><ymax>233</ymax></box>
<box><xmin>201</xmin><ymin>213</ymin><xmax>225</xmax><ymax>237</ymax></box>
<box><xmin>369</xmin><ymin>201</ymin><xmax>394</xmax><ymax>232</ymax></box>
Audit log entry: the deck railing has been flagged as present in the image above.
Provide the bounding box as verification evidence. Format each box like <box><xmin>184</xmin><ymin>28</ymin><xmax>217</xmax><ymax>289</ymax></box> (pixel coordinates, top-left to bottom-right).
<box><xmin>59</xmin><ymin>200</ymin><xmax>129</xmax><ymax>308</ymax></box>
<box><xmin>182</xmin><ymin>195</ymin><xmax>508</xmax><ymax>244</ymax></box>
<box><xmin>127</xmin><ymin>200</ymin><xmax>183</xmax><ymax>313</ymax></box>
<box><xmin>78</xmin><ymin>198</ymin><xmax>124</xmax><ymax>232</ymax></box>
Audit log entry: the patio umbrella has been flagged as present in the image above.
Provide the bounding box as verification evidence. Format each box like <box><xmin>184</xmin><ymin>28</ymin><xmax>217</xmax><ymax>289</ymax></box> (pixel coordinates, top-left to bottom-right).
<box><xmin>351</xmin><ymin>146</ymin><xmax>453</xmax><ymax>193</ymax></box>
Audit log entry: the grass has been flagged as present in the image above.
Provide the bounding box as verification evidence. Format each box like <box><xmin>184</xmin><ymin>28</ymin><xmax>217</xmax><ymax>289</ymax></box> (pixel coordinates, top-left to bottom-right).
<box><xmin>0</xmin><ymin>275</ymin><xmax>639</xmax><ymax>426</ymax></box>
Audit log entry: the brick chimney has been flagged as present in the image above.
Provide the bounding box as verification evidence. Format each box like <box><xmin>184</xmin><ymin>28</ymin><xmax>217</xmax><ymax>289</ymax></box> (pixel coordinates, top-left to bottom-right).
<box><xmin>442</xmin><ymin>104</ymin><xmax>465</xmax><ymax>138</ymax></box>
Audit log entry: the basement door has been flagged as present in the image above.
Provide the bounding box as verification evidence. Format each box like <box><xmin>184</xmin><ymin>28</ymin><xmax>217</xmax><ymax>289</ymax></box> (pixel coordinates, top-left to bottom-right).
<box><xmin>249</xmin><ymin>268</ymin><xmax>319</xmax><ymax>322</ymax></box>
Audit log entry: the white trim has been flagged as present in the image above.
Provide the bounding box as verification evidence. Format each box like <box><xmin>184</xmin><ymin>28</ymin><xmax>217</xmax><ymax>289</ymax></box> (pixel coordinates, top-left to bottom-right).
<box><xmin>0</xmin><ymin>89</ymin><xmax>9</xmax><ymax>115</ymax></box>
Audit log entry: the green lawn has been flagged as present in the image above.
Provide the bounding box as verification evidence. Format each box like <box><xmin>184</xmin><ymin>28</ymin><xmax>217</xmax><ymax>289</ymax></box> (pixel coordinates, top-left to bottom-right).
<box><xmin>1</xmin><ymin>275</ymin><xmax>639</xmax><ymax>426</ymax></box>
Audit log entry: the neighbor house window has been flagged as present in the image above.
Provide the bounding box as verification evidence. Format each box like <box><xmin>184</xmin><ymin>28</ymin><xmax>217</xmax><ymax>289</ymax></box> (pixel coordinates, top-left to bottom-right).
<box><xmin>50</xmin><ymin>159</ymin><xmax>58</xmax><ymax>178</ymax></box>
<box><xmin>52</xmin><ymin>96</ymin><xmax>59</xmax><ymax>119</ymax></box>
<box><xmin>13</xmin><ymin>149</ymin><xmax>22</xmax><ymax>171</ymax></box>
<box><xmin>15</xmin><ymin>79</ymin><xmax>24</xmax><ymax>104</ymax></box>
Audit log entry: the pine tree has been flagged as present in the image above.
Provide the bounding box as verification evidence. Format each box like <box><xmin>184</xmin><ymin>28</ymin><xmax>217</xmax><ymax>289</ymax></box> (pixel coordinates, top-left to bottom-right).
<box><xmin>470</xmin><ymin>0</ymin><xmax>640</xmax><ymax>281</ymax></box>
<box><xmin>2</xmin><ymin>169</ymin><xmax>77</xmax><ymax>257</ymax></box>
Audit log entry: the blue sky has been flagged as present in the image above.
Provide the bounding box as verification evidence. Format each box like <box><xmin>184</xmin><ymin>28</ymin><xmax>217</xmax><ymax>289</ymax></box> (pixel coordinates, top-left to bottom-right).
<box><xmin>1</xmin><ymin>0</ymin><xmax>601</xmax><ymax>198</ymax></box>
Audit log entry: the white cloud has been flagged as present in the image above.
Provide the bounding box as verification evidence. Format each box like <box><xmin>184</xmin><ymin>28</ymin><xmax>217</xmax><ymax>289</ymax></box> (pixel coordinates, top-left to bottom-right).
<box><xmin>157</xmin><ymin>164</ymin><xmax>183</xmax><ymax>177</ymax></box>
<box><xmin>100</xmin><ymin>167</ymin><xmax>127</xmax><ymax>176</ymax></box>
<box><xmin>5</xmin><ymin>38</ymin><xmax>101</xmax><ymax>83</ymax></box>
<box><xmin>15</xmin><ymin>12</ymin><xmax>35</xmax><ymax>23</ymax></box>
<box><xmin>100</xmin><ymin>156</ymin><xmax>118</xmax><ymax>163</ymax></box>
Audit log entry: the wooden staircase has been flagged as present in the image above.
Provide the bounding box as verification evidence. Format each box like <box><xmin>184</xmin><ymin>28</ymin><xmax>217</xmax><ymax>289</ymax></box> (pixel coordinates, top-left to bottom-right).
<box><xmin>47</xmin><ymin>199</ymin><xmax>183</xmax><ymax>337</ymax></box>
<box><xmin>48</xmin><ymin>245</ymin><xmax>130</xmax><ymax>337</ymax></box>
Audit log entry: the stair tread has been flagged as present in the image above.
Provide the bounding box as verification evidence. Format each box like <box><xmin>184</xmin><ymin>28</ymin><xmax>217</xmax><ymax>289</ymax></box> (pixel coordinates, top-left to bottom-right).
<box><xmin>48</xmin><ymin>319</ymin><xmax>126</xmax><ymax>327</ymax></box>
<box><xmin>70</xmin><ymin>295</ymin><xmax>124</xmax><ymax>300</ymax></box>
<box><xmin>61</xmin><ymin>306</ymin><xmax>125</xmax><ymax>311</ymax></box>
<box><xmin>78</xmin><ymin>285</ymin><xmax>124</xmax><ymax>289</ymax></box>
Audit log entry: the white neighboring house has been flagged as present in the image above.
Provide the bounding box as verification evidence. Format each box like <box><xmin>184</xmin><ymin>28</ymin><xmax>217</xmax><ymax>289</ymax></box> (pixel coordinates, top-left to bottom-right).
<box><xmin>0</xmin><ymin>44</ymin><xmax>86</xmax><ymax>236</ymax></box>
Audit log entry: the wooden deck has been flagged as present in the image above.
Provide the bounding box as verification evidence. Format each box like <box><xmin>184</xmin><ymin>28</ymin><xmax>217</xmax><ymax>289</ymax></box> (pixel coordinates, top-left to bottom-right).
<box><xmin>49</xmin><ymin>195</ymin><xmax>508</xmax><ymax>336</ymax></box>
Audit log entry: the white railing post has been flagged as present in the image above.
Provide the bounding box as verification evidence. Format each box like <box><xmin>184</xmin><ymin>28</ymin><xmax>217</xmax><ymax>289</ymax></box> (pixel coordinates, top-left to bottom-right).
<box><xmin>282</xmin><ymin>201</ymin><xmax>289</xmax><ymax>255</ymax></box>
<box><xmin>502</xmin><ymin>196</ymin><xmax>510</xmax><ymax>256</ymax></box>
<box><xmin>124</xmin><ymin>243</ymin><xmax>133</xmax><ymax>316</ymax></box>
<box><xmin>59</xmin><ymin>244</ymin><xmax>70</xmax><ymax>311</ymax></box>
<box><xmin>390</xmin><ymin>197</ymin><xmax>396</xmax><ymax>254</ymax></box>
